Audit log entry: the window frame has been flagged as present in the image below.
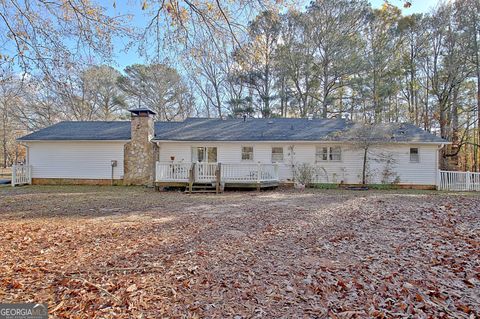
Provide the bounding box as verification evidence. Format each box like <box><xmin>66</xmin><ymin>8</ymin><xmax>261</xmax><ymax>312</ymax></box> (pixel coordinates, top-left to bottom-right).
<box><xmin>271</xmin><ymin>146</ymin><xmax>284</xmax><ymax>163</ymax></box>
<box><xmin>316</xmin><ymin>146</ymin><xmax>342</xmax><ymax>162</ymax></box>
<box><xmin>241</xmin><ymin>146</ymin><xmax>254</xmax><ymax>161</ymax></box>
<box><xmin>409</xmin><ymin>147</ymin><xmax>420</xmax><ymax>163</ymax></box>
<box><xmin>329</xmin><ymin>146</ymin><xmax>342</xmax><ymax>162</ymax></box>
<box><xmin>191</xmin><ymin>146</ymin><xmax>218</xmax><ymax>163</ymax></box>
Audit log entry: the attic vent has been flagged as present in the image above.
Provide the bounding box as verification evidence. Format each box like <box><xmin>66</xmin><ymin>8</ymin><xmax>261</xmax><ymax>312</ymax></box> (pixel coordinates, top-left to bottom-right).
<box><xmin>399</xmin><ymin>130</ymin><xmax>406</xmax><ymax>135</ymax></box>
<box><xmin>267</xmin><ymin>120</ymin><xmax>274</xmax><ymax>124</ymax></box>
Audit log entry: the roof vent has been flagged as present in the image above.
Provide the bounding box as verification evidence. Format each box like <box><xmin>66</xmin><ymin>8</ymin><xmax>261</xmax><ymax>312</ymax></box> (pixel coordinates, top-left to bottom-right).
<box><xmin>268</xmin><ymin>120</ymin><xmax>274</xmax><ymax>124</ymax></box>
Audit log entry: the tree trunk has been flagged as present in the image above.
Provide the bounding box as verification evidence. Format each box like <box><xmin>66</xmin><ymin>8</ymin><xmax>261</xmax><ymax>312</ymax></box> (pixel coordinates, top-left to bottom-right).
<box><xmin>477</xmin><ymin>57</ymin><xmax>480</xmax><ymax>171</ymax></box>
<box><xmin>263</xmin><ymin>37</ymin><xmax>271</xmax><ymax>118</ymax></box>
<box><xmin>373</xmin><ymin>68</ymin><xmax>381</xmax><ymax>123</ymax></box>
<box><xmin>439</xmin><ymin>97</ymin><xmax>448</xmax><ymax>140</ymax></box>
<box><xmin>362</xmin><ymin>147</ymin><xmax>368</xmax><ymax>185</ymax></box>
<box><xmin>424</xmin><ymin>61</ymin><xmax>430</xmax><ymax>132</ymax></box>
<box><xmin>322</xmin><ymin>68</ymin><xmax>329</xmax><ymax>119</ymax></box>
<box><xmin>1</xmin><ymin>108</ymin><xmax>7</xmax><ymax>169</ymax></box>
<box><xmin>2</xmin><ymin>133</ymin><xmax>6</xmax><ymax>169</ymax></box>
<box><xmin>474</xmin><ymin>117</ymin><xmax>478</xmax><ymax>171</ymax></box>
<box><xmin>448</xmin><ymin>88</ymin><xmax>460</xmax><ymax>169</ymax></box>
<box><xmin>214</xmin><ymin>85</ymin><xmax>222</xmax><ymax>119</ymax></box>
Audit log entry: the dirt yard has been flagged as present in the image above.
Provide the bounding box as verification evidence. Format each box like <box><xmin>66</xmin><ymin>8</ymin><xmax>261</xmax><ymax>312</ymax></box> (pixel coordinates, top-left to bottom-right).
<box><xmin>0</xmin><ymin>186</ymin><xmax>479</xmax><ymax>318</ymax></box>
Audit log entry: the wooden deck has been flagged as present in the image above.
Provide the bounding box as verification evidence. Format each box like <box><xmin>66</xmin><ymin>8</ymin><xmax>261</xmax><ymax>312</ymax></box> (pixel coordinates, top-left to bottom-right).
<box><xmin>155</xmin><ymin>162</ymin><xmax>280</xmax><ymax>193</ymax></box>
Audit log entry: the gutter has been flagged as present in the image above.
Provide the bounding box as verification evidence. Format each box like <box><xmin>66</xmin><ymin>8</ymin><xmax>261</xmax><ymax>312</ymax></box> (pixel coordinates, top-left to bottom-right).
<box><xmin>17</xmin><ymin>139</ymin><xmax>131</xmax><ymax>143</ymax></box>
<box><xmin>152</xmin><ymin>139</ymin><xmax>450</xmax><ymax>145</ymax></box>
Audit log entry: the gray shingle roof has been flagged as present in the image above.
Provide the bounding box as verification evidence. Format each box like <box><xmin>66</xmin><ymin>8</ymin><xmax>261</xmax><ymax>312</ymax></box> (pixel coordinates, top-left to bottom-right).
<box><xmin>328</xmin><ymin>122</ymin><xmax>447</xmax><ymax>143</ymax></box>
<box><xmin>18</xmin><ymin>121</ymin><xmax>132</xmax><ymax>141</ymax></box>
<box><xmin>153</xmin><ymin>118</ymin><xmax>349</xmax><ymax>141</ymax></box>
<box><xmin>18</xmin><ymin>118</ymin><xmax>447</xmax><ymax>143</ymax></box>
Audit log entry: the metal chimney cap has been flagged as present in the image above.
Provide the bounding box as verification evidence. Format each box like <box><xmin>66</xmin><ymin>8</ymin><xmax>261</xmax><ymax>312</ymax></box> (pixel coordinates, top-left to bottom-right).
<box><xmin>128</xmin><ymin>108</ymin><xmax>157</xmax><ymax>116</ymax></box>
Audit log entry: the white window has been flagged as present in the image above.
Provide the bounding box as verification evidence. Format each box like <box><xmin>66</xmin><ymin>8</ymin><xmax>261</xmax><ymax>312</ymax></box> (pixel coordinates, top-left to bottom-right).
<box><xmin>316</xmin><ymin>147</ymin><xmax>328</xmax><ymax>161</ymax></box>
<box><xmin>191</xmin><ymin>147</ymin><xmax>217</xmax><ymax>163</ymax></box>
<box><xmin>329</xmin><ymin>146</ymin><xmax>342</xmax><ymax>161</ymax></box>
<box><xmin>410</xmin><ymin>147</ymin><xmax>419</xmax><ymax>163</ymax></box>
<box><xmin>241</xmin><ymin>146</ymin><xmax>254</xmax><ymax>161</ymax></box>
<box><xmin>316</xmin><ymin>146</ymin><xmax>342</xmax><ymax>162</ymax></box>
<box><xmin>271</xmin><ymin>147</ymin><xmax>284</xmax><ymax>162</ymax></box>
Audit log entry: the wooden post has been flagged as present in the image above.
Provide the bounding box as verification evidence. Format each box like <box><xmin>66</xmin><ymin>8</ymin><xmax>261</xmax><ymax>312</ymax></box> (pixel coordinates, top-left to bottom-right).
<box><xmin>216</xmin><ymin>163</ymin><xmax>222</xmax><ymax>194</ymax></box>
<box><xmin>189</xmin><ymin>163</ymin><xmax>195</xmax><ymax>193</ymax></box>
<box><xmin>28</xmin><ymin>165</ymin><xmax>32</xmax><ymax>185</ymax></box>
<box><xmin>11</xmin><ymin>164</ymin><xmax>16</xmax><ymax>187</ymax></box>
<box><xmin>256</xmin><ymin>163</ymin><xmax>261</xmax><ymax>191</ymax></box>
<box><xmin>466</xmin><ymin>171</ymin><xmax>471</xmax><ymax>191</ymax></box>
<box><xmin>437</xmin><ymin>169</ymin><xmax>441</xmax><ymax>190</ymax></box>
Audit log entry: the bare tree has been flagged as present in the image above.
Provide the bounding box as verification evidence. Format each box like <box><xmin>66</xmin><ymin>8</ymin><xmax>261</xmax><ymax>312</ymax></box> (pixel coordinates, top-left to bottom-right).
<box><xmin>307</xmin><ymin>0</ymin><xmax>369</xmax><ymax>119</ymax></box>
<box><xmin>335</xmin><ymin>123</ymin><xmax>395</xmax><ymax>185</ymax></box>
<box><xmin>0</xmin><ymin>73</ymin><xmax>23</xmax><ymax>167</ymax></box>
<box><xmin>0</xmin><ymin>0</ymin><xmax>130</xmax><ymax>75</ymax></box>
<box><xmin>234</xmin><ymin>10</ymin><xmax>281</xmax><ymax>117</ymax></box>
<box><xmin>81</xmin><ymin>65</ymin><xmax>126</xmax><ymax>120</ymax></box>
<box><xmin>118</xmin><ymin>64</ymin><xmax>194</xmax><ymax>121</ymax></box>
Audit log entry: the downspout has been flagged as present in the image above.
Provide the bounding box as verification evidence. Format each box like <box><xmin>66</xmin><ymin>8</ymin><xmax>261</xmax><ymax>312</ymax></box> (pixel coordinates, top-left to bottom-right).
<box><xmin>111</xmin><ymin>161</ymin><xmax>115</xmax><ymax>186</ymax></box>
<box><xmin>154</xmin><ymin>141</ymin><xmax>160</xmax><ymax>186</ymax></box>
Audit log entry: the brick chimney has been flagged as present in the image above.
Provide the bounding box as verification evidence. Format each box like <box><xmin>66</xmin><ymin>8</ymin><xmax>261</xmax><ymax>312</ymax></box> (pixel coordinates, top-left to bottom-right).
<box><xmin>123</xmin><ymin>108</ymin><xmax>158</xmax><ymax>185</ymax></box>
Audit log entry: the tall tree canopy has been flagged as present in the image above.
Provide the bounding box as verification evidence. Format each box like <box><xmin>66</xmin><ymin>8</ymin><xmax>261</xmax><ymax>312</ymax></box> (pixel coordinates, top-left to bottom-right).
<box><xmin>1</xmin><ymin>0</ymin><xmax>480</xmax><ymax>172</ymax></box>
<box><xmin>117</xmin><ymin>64</ymin><xmax>193</xmax><ymax>121</ymax></box>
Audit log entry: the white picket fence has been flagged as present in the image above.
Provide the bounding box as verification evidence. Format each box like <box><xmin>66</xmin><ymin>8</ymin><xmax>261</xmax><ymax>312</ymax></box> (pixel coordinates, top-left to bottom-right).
<box><xmin>12</xmin><ymin>164</ymin><xmax>32</xmax><ymax>186</ymax></box>
<box><xmin>438</xmin><ymin>170</ymin><xmax>480</xmax><ymax>191</ymax></box>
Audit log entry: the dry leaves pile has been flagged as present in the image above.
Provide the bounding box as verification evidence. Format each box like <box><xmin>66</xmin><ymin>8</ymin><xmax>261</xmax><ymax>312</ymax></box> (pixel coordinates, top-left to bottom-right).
<box><xmin>0</xmin><ymin>186</ymin><xmax>479</xmax><ymax>318</ymax></box>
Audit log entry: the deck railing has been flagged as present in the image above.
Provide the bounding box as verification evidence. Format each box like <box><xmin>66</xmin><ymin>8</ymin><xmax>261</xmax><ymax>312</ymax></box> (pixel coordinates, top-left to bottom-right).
<box><xmin>155</xmin><ymin>162</ymin><xmax>279</xmax><ymax>185</ymax></box>
<box><xmin>221</xmin><ymin>163</ymin><xmax>278</xmax><ymax>182</ymax></box>
<box><xmin>438</xmin><ymin>170</ymin><xmax>480</xmax><ymax>191</ymax></box>
<box><xmin>12</xmin><ymin>164</ymin><xmax>32</xmax><ymax>186</ymax></box>
<box><xmin>155</xmin><ymin>162</ymin><xmax>191</xmax><ymax>182</ymax></box>
<box><xmin>194</xmin><ymin>163</ymin><xmax>218</xmax><ymax>182</ymax></box>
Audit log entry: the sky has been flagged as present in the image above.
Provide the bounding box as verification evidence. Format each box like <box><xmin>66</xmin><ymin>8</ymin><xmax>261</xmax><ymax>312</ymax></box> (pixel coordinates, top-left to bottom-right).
<box><xmin>370</xmin><ymin>0</ymin><xmax>441</xmax><ymax>14</ymax></box>
<box><xmin>110</xmin><ymin>0</ymin><xmax>443</xmax><ymax>70</ymax></box>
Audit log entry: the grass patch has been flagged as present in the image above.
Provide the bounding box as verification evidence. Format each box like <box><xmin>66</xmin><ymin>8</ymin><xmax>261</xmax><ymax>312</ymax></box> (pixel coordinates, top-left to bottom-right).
<box><xmin>311</xmin><ymin>183</ymin><xmax>340</xmax><ymax>189</ymax></box>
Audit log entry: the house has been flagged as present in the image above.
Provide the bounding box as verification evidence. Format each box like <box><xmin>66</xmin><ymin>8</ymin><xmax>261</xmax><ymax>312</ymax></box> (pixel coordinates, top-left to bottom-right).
<box><xmin>17</xmin><ymin>108</ymin><xmax>448</xmax><ymax>189</ymax></box>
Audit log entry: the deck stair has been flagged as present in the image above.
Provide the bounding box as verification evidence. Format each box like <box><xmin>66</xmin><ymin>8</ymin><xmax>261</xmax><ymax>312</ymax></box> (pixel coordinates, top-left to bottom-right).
<box><xmin>186</xmin><ymin>182</ymin><xmax>218</xmax><ymax>193</ymax></box>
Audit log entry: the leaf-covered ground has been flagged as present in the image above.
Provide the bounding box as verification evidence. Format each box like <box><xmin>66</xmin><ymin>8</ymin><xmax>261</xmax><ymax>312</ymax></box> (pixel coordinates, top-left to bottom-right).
<box><xmin>0</xmin><ymin>186</ymin><xmax>479</xmax><ymax>318</ymax></box>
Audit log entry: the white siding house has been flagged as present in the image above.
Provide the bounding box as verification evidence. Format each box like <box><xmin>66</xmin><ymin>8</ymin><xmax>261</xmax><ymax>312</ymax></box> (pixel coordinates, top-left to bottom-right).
<box><xmin>17</xmin><ymin>110</ymin><xmax>447</xmax><ymax>187</ymax></box>
<box><xmin>157</xmin><ymin>141</ymin><xmax>441</xmax><ymax>185</ymax></box>
<box><xmin>27</xmin><ymin>141</ymin><xmax>126</xmax><ymax>180</ymax></box>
